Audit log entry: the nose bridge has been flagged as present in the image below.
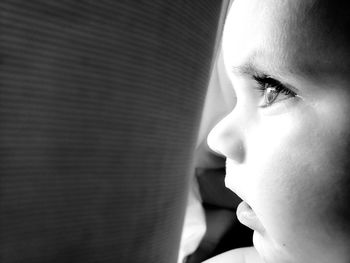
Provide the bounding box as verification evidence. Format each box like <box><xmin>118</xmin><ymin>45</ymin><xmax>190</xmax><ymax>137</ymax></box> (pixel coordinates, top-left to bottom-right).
<box><xmin>207</xmin><ymin>111</ymin><xmax>245</xmax><ymax>163</ymax></box>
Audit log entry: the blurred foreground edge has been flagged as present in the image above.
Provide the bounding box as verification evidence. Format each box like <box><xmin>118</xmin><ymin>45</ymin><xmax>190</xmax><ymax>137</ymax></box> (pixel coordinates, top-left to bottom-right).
<box><xmin>0</xmin><ymin>1</ymin><xmax>229</xmax><ymax>262</ymax></box>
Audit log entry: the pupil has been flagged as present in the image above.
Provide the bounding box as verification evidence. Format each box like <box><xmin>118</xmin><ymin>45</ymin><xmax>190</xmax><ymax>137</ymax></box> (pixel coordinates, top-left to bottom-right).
<box><xmin>265</xmin><ymin>87</ymin><xmax>278</xmax><ymax>104</ymax></box>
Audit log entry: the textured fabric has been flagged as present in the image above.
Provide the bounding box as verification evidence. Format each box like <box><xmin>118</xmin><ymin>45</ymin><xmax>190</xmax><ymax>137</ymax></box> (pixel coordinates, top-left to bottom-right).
<box><xmin>0</xmin><ymin>1</ymin><xmax>226</xmax><ymax>262</ymax></box>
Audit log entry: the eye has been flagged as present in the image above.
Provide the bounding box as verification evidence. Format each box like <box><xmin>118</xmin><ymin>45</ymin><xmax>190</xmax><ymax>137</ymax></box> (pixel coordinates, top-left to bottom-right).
<box><xmin>253</xmin><ymin>75</ymin><xmax>297</xmax><ymax>107</ymax></box>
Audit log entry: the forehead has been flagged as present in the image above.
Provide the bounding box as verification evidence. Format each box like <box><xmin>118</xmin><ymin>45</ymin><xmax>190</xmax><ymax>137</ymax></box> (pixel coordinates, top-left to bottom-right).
<box><xmin>223</xmin><ymin>0</ymin><xmax>350</xmax><ymax>81</ymax></box>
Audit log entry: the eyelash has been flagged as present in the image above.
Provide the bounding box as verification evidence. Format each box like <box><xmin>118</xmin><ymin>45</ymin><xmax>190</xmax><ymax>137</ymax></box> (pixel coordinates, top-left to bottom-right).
<box><xmin>253</xmin><ymin>75</ymin><xmax>297</xmax><ymax>107</ymax></box>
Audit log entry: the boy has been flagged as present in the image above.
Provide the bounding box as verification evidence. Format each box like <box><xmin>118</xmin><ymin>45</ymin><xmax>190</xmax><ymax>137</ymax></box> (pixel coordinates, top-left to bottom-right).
<box><xmin>205</xmin><ymin>0</ymin><xmax>350</xmax><ymax>262</ymax></box>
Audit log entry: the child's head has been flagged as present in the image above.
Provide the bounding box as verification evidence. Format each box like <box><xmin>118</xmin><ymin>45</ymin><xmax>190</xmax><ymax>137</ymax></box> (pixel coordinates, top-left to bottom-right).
<box><xmin>207</xmin><ymin>0</ymin><xmax>350</xmax><ymax>262</ymax></box>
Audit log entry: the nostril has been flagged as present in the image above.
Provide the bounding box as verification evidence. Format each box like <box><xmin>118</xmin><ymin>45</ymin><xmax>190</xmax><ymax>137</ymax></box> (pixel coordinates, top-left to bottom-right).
<box><xmin>229</xmin><ymin>140</ymin><xmax>245</xmax><ymax>163</ymax></box>
<box><xmin>207</xmin><ymin>142</ymin><xmax>226</xmax><ymax>158</ymax></box>
<box><xmin>207</xmin><ymin>114</ymin><xmax>246</xmax><ymax>163</ymax></box>
<box><xmin>207</xmin><ymin>126</ymin><xmax>246</xmax><ymax>163</ymax></box>
<box><xmin>207</xmin><ymin>131</ymin><xmax>246</xmax><ymax>163</ymax></box>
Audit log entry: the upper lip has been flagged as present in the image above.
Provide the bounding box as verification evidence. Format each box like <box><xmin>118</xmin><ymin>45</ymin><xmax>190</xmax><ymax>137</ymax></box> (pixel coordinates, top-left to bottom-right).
<box><xmin>224</xmin><ymin>160</ymin><xmax>265</xmax><ymax>232</ymax></box>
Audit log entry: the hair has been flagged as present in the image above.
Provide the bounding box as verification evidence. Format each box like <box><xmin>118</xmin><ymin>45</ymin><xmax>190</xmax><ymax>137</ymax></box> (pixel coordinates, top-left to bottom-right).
<box><xmin>278</xmin><ymin>0</ymin><xmax>350</xmax><ymax>81</ymax></box>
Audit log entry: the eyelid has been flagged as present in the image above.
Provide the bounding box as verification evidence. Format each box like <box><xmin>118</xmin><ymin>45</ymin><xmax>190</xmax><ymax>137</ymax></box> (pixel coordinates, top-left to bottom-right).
<box><xmin>252</xmin><ymin>74</ymin><xmax>300</xmax><ymax>95</ymax></box>
<box><xmin>252</xmin><ymin>74</ymin><xmax>301</xmax><ymax>107</ymax></box>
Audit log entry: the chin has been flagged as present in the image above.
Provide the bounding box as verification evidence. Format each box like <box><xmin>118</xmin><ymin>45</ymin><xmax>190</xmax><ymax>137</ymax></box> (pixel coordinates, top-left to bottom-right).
<box><xmin>253</xmin><ymin>231</ymin><xmax>294</xmax><ymax>263</ymax></box>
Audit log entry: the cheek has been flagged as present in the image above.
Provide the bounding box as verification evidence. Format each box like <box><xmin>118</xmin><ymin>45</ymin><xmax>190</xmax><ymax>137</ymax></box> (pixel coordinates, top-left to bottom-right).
<box><xmin>245</xmin><ymin>103</ymin><xmax>350</xmax><ymax>258</ymax></box>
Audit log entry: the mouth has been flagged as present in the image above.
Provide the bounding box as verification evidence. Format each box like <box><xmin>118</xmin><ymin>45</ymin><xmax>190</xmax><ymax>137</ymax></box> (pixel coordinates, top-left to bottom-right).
<box><xmin>236</xmin><ymin>201</ymin><xmax>265</xmax><ymax>233</ymax></box>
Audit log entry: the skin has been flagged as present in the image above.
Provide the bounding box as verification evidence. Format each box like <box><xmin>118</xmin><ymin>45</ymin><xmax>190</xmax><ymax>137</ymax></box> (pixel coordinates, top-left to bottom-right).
<box><xmin>206</xmin><ymin>0</ymin><xmax>350</xmax><ymax>262</ymax></box>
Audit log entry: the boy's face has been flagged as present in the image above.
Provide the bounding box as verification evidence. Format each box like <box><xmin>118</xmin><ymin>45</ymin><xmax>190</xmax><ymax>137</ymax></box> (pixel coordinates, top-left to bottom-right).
<box><xmin>208</xmin><ymin>0</ymin><xmax>350</xmax><ymax>262</ymax></box>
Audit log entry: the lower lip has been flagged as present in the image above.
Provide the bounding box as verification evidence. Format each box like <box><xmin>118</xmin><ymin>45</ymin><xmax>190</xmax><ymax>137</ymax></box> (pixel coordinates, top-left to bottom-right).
<box><xmin>236</xmin><ymin>201</ymin><xmax>265</xmax><ymax>233</ymax></box>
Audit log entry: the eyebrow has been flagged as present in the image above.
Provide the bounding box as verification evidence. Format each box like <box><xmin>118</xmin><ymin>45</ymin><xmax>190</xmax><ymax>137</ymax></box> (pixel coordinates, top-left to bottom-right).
<box><xmin>232</xmin><ymin>51</ymin><xmax>338</xmax><ymax>82</ymax></box>
<box><xmin>231</xmin><ymin>54</ymin><xmax>291</xmax><ymax>80</ymax></box>
<box><xmin>232</xmin><ymin>55</ymin><xmax>304</xmax><ymax>95</ymax></box>
<box><xmin>231</xmin><ymin>52</ymin><xmax>272</xmax><ymax>78</ymax></box>
<box><xmin>232</xmin><ymin>62</ymin><xmax>264</xmax><ymax>77</ymax></box>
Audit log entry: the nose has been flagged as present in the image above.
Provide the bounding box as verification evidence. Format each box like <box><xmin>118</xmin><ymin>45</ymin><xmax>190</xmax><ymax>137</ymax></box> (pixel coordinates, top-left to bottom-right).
<box><xmin>207</xmin><ymin>114</ymin><xmax>245</xmax><ymax>163</ymax></box>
